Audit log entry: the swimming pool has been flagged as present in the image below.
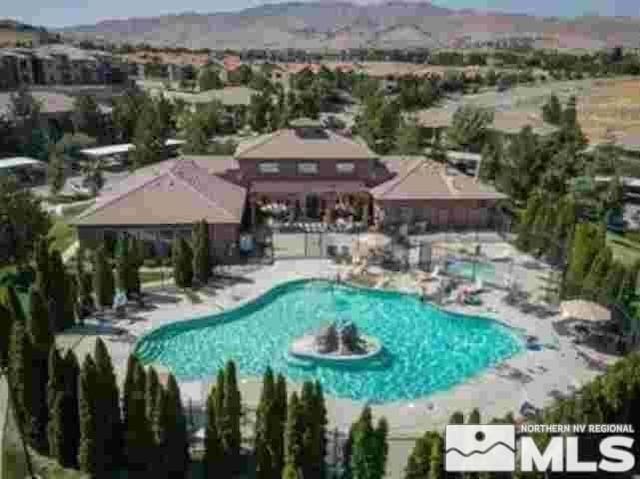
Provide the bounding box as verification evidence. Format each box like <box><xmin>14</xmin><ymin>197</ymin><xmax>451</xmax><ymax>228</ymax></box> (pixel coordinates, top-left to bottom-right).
<box><xmin>135</xmin><ymin>280</ymin><xmax>522</xmax><ymax>403</ymax></box>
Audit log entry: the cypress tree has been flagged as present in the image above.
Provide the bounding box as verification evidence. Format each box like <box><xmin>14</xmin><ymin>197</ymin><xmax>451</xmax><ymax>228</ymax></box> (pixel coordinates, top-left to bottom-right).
<box><xmin>34</xmin><ymin>236</ymin><xmax>51</xmax><ymax>299</ymax></box>
<box><xmin>193</xmin><ymin>220</ymin><xmax>213</xmax><ymax>285</ymax></box>
<box><xmin>7</xmin><ymin>320</ymin><xmax>33</xmax><ymax>443</ymax></box>
<box><xmin>449</xmin><ymin>411</ymin><xmax>465</xmax><ymax>424</ymax></box>
<box><xmin>0</xmin><ymin>286</ymin><xmax>26</xmax><ymax>367</ymax></box>
<box><xmin>146</xmin><ymin>366</ymin><xmax>160</xmax><ymax>422</ymax></box>
<box><xmin>165</xmin><ymin>374</ymin><xmax>190</xmax><ymax>477</ymax></box>
<box><xmin>122</xmin><ymin>354</ymin><xmax>139</xmax><ymax>435</ymax></box>
<box><xmin>26</xmin><ymin>287</ymin><xmax>51</xmax><ymax>452</ymax></box>
<box><xmin>78</xmin><ymin>354</ymin><xmax>99</xmax><ymax>475</ymax></box>
<box><xmin>27</xmin><ymin>287</ymin><xmax>53</xmax><ymax>353</ymax></box>
<box><xmin>48</xmin><ymin>250</ymin><xmax>68</xmax><ymax>332</ymax></box>
<box><xmin>351</xmin><ymin>406</ymin><xmax>378</xmax><ymax>479</ymax></box>
<box><xmin>93</xmin><ymin>246</ymin><xmax>115</xmax><ymax>309</ymax></box>
<box><xmin>46</xmin><ymin>347</ymin><xmax>65</xmax><ymax>419</ymax></box>
<box><xmin>214</xmin><ymin>368</ymin><xmax>226</xmax><ymax>431</ymax></box>
<box><xmin>222</xmin><ymin>360</ymin><xmax>242</xmax><ymax>472</ymax></box>
<box><xmin>94</xmin><ymin>338</ymin><xmax>123</xmax><ymax>470</ymax></box>
<box><xmin>405</xmin><ymin>431</ymin><xmax>442</xmax><ymax>479</ymax></box>
<box><xmin>173</xmin><ymin>237</ymin><xmax>194</xmax><ymax>288</ymax></box>
<box><xmin>115</xmin><ymin>236</ymin><xmax>130</xmax><ymax>295</ymax></box>
<box><xmin>255</xmin><ymin>367</ymin><xmax>276</xmax><ymax>479</ymax></box>
<box><xmin>467</xmin><ymin>408</ymin><xmax>481</xmax><ymax>425</ymax></box>
<box><xmin>274</xmin><ymin>373</ymin><xmax>288</xmax><ymax>474</ymax></box>
<box><xmin>76</xmin><ymin>250</ymin><xmax>93</xmax><ymax>317</ymax></box>
<box><xmin>63</xmin><ymin>350</ymin><xmax>81</xmax><ymax>468</ymax></box>
<box><xmin>285</xmin><ymin>392</ymin><xmax>304</xmax><ymax>472</ymax></box>
<box><xmin>125</xmin><ymin>360</ymin><xmax>152</xmax><ymax>472</ymax></box>
<box><xmin>151</xmin><ymin>383</ymin><xmax>168</xmax><ymax>476</ymax></box>
<box><xmin>373</xmin><ymin>418</ymin><xmax>388</xmax><ymax>479</ymax></box>
<box><xmin>427</xmin><ymin>435</ymin><xmax>444</xmax><ymax>479</ymax></box>
<box><xmin>582</xmin><ymin>247</ymin><xmax>613</xmax><ymax>300</ymax></box>
<box><xmin>48</xmin><ymin>391</ymin><xmax>74</xmax><ymax>468</ymax></box>
<box><xmin>599</xmin><ymin>262</ymin><xmax>626</xmax><ymax>306</ymax></box>
<box><xmin>128</xmin><ymin>237</ymin><xmax>143</xmax><ymax>297</ymax></box>
<box><xmin>205</xmin><ymin>386</ymin><xmax>225</xmax><ymax>477</ymax></box>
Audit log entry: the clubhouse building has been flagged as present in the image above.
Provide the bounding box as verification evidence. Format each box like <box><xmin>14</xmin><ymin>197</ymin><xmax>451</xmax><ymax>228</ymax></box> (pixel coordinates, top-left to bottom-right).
<box><xmin>72</xmin><ymin>122</ymin><xmax>506</xmax><ymax>260</ymax></box>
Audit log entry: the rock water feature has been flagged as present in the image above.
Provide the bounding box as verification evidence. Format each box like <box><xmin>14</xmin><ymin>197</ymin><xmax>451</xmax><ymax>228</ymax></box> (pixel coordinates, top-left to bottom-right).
<box><xmin>289</xmin><ymin>320</ymin><xmax>383</xmax><ymax>362</ymax></box>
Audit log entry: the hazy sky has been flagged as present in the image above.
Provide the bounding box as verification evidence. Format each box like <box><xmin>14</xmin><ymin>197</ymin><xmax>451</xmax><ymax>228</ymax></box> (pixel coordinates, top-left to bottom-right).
<box><xmin>4</xmin><ymin>0</ymin><xmax>639</xmax><ymax>28</ymax></box>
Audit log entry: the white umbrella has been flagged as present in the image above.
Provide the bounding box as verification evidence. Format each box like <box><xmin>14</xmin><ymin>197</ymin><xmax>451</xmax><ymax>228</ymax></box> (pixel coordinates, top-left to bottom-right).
<box><xmin>560</xmin><ymin>300</ymin><xmax>611</xmax><ymax>323</ymax></box>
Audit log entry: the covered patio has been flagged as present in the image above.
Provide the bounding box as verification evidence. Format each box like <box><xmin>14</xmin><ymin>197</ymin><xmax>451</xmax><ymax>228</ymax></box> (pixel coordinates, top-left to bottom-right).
<box><xmin>247</xmin><ymin>180</ymin><xmax>372</xmax><ymax>228</ymax></box>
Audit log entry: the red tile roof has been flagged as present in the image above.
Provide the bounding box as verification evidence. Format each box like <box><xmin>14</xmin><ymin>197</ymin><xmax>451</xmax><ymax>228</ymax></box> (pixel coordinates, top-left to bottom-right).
<box><xmin>73</xmin><ymin>159</ymin><xmax>246</xmax><ymax>226</ymax></box>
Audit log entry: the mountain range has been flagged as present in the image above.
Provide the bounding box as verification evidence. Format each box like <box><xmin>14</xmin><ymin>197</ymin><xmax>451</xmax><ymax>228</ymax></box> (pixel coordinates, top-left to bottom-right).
<box><xmin>59</xmin><ymin>1</ymin><xmax>640</xmax><ymax>51</ymax></box>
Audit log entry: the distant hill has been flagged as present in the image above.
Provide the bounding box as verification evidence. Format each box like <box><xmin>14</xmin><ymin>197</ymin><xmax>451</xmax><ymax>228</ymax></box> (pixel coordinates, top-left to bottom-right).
<box><xmin>57</xmin><ymin>1</ymin><xmax>640</xmax><ymax>50</ymax></box>
<box><xmin>0</xmin><ymin>19</ymin><xmax>53</xmax><ymax>47</ymax></box>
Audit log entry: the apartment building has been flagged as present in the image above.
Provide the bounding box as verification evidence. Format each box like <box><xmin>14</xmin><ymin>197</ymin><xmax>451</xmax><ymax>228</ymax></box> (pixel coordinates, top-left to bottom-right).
<box><xmin>0</xmin><ymin>45</ymin><xmax>126</xmax><ymax>90</ymax></box>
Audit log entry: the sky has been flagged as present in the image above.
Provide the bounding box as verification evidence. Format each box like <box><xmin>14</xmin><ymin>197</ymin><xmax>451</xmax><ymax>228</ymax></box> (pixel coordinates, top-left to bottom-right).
<box><xmin>4</xmin><ymin>0</ymin><xmax>639</xmax><ymax>28</ymax></box>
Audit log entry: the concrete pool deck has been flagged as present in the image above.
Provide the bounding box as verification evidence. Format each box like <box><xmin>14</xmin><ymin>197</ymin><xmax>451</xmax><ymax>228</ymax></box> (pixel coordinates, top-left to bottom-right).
<box><xmin>55</xmin><ymin>256</ymin><xmax>619</xmax><ymax>478</ymax></box>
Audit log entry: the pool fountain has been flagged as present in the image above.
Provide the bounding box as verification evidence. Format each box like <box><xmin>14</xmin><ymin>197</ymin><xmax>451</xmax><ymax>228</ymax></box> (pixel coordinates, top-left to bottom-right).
<box><xmin>289</xmin><ymin>320</ymin><xmax>383</xmax><ymax>363</ymax></box>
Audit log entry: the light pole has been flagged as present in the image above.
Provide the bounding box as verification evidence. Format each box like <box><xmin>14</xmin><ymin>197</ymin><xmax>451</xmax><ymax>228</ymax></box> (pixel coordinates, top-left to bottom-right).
<box><xmin>1</xmin><ymin>368</ymin><xmax>36</xmax><ymax>479</ymax></box>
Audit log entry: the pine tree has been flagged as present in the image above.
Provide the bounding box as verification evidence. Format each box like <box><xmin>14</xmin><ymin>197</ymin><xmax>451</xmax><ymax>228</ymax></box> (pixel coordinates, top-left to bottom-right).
<box><xmin>93</xmin><ymin>246</ymin><xmax>115</xmax><ymax>308</ymax></box>
<box><xmin>193</xmin><ymin>220</ymin><xmax>212</xmax><ymax>285</ymax></box>
<box><xmin>165</xmin><ymin>374</ymin><xmax>190</xmax><ymax>477</ymax></box>
<box><xmin>173</xmin><ymin>237</ymin><xmax>194</xmax><ymax>288</ymax></box>
<box><xmin>94</xmin><ymin>338</ymin><xmax>123</xmax><ymax>470</ymax></box>
<box><xmin>63</xmin><ymin>350</ymin><xmax>81</xmax><ymax>468</ymax></box>
<box><xmin>222</xmin><ymin>360</ymin><xmax>242</xmax><ymax>472</ymax></box>
<box><xmin>542</xmin><ymin>94</ymin><xmax>563</xmax><ymax>125</ymax></box>
<box><xmin>564</xmin><ymin>223</ymin><xmax>604</xmax><ymax>298</ymax></box>
<box><xmin>285</xmin><ymin>392</ymin><xmax>304</xmax><ymax>472</ymax></box>
<box><xmin>582</xmin><ymin>247</ymin><xmax>613</xmax><ymax>300</ymax></box>
<box><xmin>516</xmin><ymin>193</ymin><xmax>543</xmax><ymax>252</ymax></box>
<box><xmin>125</xmin><ymin>360</ymin><xmax>152</xmax><ymax>472</ymax></box>
<box><xmin>78</xmin><ymin>354</ymin><xmax>99</xmax><ymax>475</ymax></box>
<box><xmin>205</xmin><ymin>386</ymin><xmax>225</xmax><ymax>477</ymax></box>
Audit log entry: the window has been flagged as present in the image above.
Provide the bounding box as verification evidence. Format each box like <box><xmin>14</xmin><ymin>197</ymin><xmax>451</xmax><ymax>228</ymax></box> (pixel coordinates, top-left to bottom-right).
<box><xmin>336</xmin><ymin>162</ymin><xmax>355</xmax><ymax>174</ymax></box>
<box><xmin>298</xmin><ymin>162</ymin><xmax>318</xmax><ymax>175</ymax></box>
<box><xmin>259</xmin><ymin>162</ymin><xmax>280</xmax><ymax>174</ymax></box>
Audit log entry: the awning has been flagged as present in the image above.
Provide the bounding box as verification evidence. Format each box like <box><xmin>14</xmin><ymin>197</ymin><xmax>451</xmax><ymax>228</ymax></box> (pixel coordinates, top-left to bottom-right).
<box><xmin>251</xmin><ymin>180</ymin><xmax>366</xmax><ymax>195</ymax></box>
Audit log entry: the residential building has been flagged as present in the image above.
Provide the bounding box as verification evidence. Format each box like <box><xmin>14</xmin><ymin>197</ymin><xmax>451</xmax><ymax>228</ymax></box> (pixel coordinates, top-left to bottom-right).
<box><xmin>72</xmin><ymin>122</ymin><xmax>506</xmax><ymax>262</ymax></box>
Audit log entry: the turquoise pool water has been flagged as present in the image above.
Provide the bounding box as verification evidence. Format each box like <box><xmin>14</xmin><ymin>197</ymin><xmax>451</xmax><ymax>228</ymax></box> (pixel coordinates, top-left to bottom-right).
<box><xmin>446</xmin><ymin>260</ymin><xmax>497</xmax><ymax>282</ymax></box>
<box><xmin>135</xmin><ymin>280</ymin><xmax>522</xmax><ymax>403</ymax></box>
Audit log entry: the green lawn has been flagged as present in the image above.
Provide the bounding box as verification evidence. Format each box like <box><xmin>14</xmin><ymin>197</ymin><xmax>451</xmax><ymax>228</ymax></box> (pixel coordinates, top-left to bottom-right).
<box><xmin>607</xmin><ymin>232</ymin><xmax>640</xmax><ymax>264</ymax></box>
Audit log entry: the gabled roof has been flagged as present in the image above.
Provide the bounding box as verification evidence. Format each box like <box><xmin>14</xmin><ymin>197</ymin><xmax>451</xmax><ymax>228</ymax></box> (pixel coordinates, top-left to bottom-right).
<box><xmin>235</xmin><ymin>128</ymin><xmax>377</xmax><ymax>160</ymax></box>
<box><xmin>72</xmin><ymin>159</ymin><xmax>246</xmax><ymax>226</ymax></box>
<box><xmin>372</xmin><ymin>158</ymin><xmax>506</xmax><ymax>201</ymax></box>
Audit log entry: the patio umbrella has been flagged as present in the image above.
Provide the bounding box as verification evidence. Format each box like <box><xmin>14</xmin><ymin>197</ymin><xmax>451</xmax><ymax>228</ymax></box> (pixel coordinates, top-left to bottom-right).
<box><xmin>560</xmin><ymin>300</ymin><xmax>611</xmax><ymax>323</ymax></box>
